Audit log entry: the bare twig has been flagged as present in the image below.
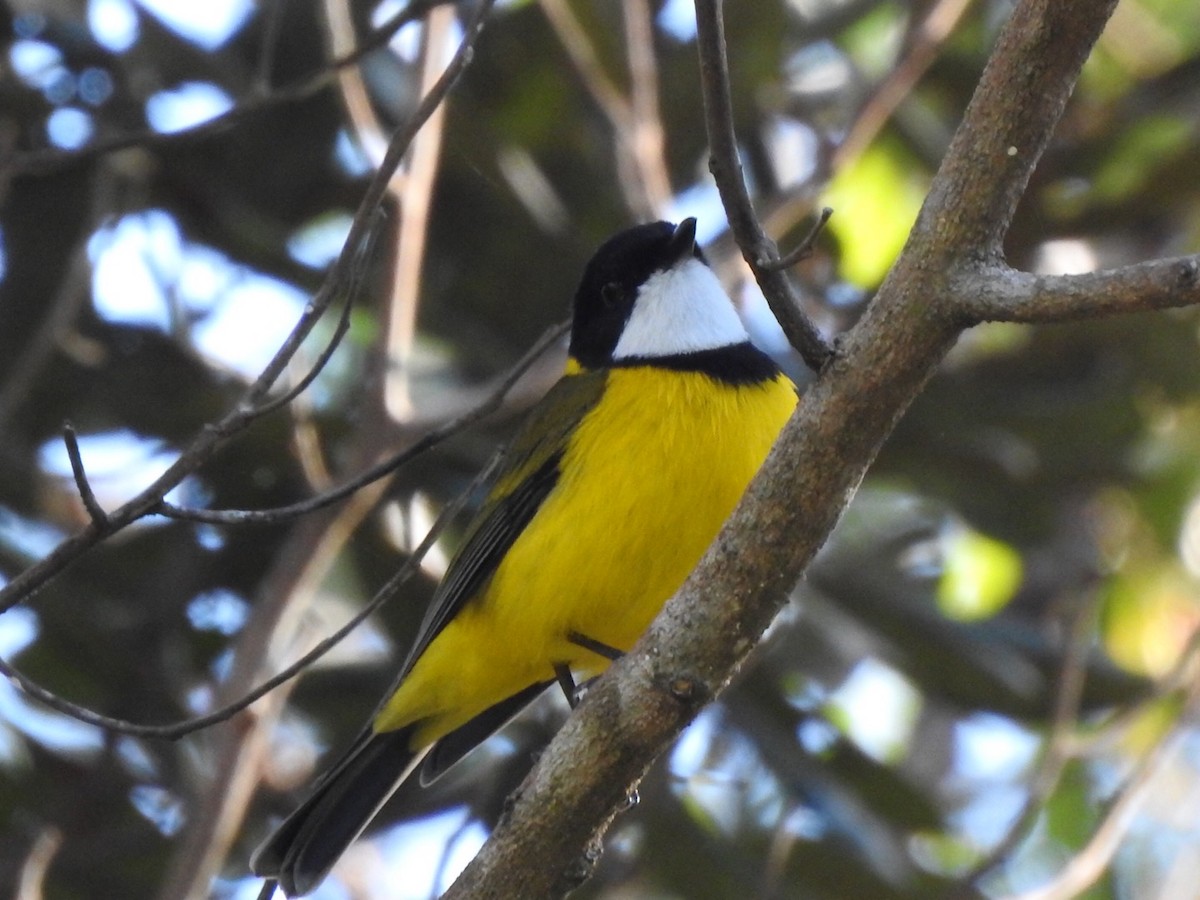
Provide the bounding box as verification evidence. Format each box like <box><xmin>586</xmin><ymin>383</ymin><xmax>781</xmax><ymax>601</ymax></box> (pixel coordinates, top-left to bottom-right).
<box><xmin>538</xmin><ymin>0</ymin><xmax>671</xmax><ymax>218</ymax></box>
<box><xmin>441</xmin><ymin>2</ymin><xmax>1143</xmax><ymax>897</ymax></box>
<box><xmin>760</xmin><ymin>207</ymin><xmax>834</xmax><ymax>271</ymax></box>
<box><xmin>15</xmin><ymin>826</ymin><xmax>62</xmax><ymax>900</ymax></box>
<box><xmin>385</xmin><ymin>3</ymin><xmax>457</xmax><ymax>421</ymax></box>
<box><xmin>154</xmin><ymin>321</ymin><xmax>567</xmax><ymax>525</ymax></box>
<box><xmin>5</xmin><ymin>0</ymin><xmax>458</xmax><ymax>177</ymax></box>
<box><xmin>693</xmin><ymin>0</ymin><xmax>834</xmax><ymax>371</ymax></box>
<box><xmin>59</xmin><ymin>424</ymin><xmax>108</xmax><ymax>529</ymax></box>
<box><xmin>944</xmin><ymin>596</ymin><xmax>1097</xmax><ymax>898</ymax></box>
<box><xmin>0</xmin><ymin>453</ymin><xmax>498</xmax><ymax>740</ymax></box>
<box><xmin>1000</xmin><ymin>685</ymin><xmax>1200</xmax><ymax>900</ymax></box>
<box><xmin>0</xmin><ymin>0</ymin><xmax>497</xmax><ymax>614</ymax></box>
<box><xmin>833</xmin><ymin>0</ymin><xmax>977</xmax><ymax>170</ymax></box>
<box><xmin>252</xmin><ymin>208</ymin><xmax>388</xmax><ymax>421</ymax></box>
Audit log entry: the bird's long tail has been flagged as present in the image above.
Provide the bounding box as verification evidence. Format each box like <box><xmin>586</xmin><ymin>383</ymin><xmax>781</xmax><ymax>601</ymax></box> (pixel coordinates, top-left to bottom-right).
<box><xmin>251</xmin><ymin>726</ymin><xmax>425</xmax><ymax>897</ymax></box>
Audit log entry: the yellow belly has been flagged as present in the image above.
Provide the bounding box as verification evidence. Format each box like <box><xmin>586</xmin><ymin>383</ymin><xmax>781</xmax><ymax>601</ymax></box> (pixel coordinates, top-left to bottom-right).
<box><xmin>376</xmin><ymin>367</ymin><xmax>797</xmax><ymax>745</ymax></box>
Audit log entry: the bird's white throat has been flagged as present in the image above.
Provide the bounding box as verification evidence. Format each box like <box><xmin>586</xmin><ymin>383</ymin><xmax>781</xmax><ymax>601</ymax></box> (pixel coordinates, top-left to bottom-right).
<box><xmin>612</xmin><ymin>258</ymin><xmax>749</xmax><ymax>360</ymax></box>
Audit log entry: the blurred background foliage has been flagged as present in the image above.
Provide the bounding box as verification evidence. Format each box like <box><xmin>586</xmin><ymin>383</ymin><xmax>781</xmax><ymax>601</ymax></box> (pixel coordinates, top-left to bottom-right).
<box><xmin>1</xmin><ymin>0</ymin><xmax>1200</xmax><ymax>898</ymax></box>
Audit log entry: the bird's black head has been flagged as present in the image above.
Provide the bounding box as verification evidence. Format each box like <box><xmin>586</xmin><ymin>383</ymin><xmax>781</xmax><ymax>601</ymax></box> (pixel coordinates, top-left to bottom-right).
<box><xmin>568</xmin><ymin>218</ymin><xmax>705</xmax><ymax>369</ymax></box>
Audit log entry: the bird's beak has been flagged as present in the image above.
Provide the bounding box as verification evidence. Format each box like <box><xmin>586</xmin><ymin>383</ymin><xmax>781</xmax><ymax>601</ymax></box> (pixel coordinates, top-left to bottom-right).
<box><xmin>665</xmin><ymin>217</ymin><xmax>698</xmax><ymax>266</ymax></box>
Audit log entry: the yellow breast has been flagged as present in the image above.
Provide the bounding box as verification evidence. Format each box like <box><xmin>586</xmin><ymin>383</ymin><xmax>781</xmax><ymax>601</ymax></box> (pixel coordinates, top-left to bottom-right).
<box><xmin>377</xmin><ymin>366</ymin><xmax>797</xmax><ymax>744</ymax></box>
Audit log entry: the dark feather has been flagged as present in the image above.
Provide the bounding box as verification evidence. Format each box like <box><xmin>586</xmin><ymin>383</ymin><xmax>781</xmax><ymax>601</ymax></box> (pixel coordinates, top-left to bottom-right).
<box><xmin>251</xmin><ymin>727</ymin><xmax>421</xmax><ymax>896</ymax></box>
<box><xmin>419</xmin><ymin>679</ymin><xmax>554</xmax><ymax>785</ymax></box>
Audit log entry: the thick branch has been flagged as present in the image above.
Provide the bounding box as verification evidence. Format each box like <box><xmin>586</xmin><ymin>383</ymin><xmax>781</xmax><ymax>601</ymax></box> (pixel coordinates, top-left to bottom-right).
<box><xmin>959</xmin><ymin>256</ymin><xmax>1200</xmax><ymax>323</ymax></box>
<box><xmin>442</xmin><ymin>1</ymin><xmax>1131</xmax><ymax>897</ymax></box>
<box><xmin>913</xmin><ymin>0</ymin><xmax>1120</xmax><ymax>262</ymax></box>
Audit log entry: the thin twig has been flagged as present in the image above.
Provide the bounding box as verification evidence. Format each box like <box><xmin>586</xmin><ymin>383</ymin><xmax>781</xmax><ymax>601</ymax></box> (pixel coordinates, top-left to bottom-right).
<box><xmin>539</xmin><ymin>0</ymin><xmax>670</xmax><ymax>218</ymax></box>
<box><xmin>254</xmin><ymin>0</ymin><xmax>289</xmax><ymax>92</ymax></box>
<box><xmin>760</xmin><ymin>207</ymin><xmax>834</xmax><ymax>271</ymax></box>
<box><xmin>622</xmin><ymin>0</ymin><xmax>673</xmax><ymax>214</ymax></box>
<box><xmin>60</xmin><ymin>424</ymin><xmax>108</xmax><ymax>529</ymax></box>
<box><xmin>255</xmin><ymin>208</ymin><xmax>388</xmax><ymax>421</ymax></box>
<box><xmin>1000</xmin><ymin>685</ymin><xmax>1200</xmax><ymax>900</ymax></box>
<box><xmin>5</xmin><ymin>0</ymin><xmax>458</xmax><ymax>177</ymax></box>
<box><xmin>943</xmin><ymin>595</ymin><xmax>1097</xmax><ymax>899</ymax></box>
<box><xmin>1064</xmin><ymin>620</ymin><xmax>1200</xmax><ymax>758</ymax></box>
<box><xmin>384</xmin><ymin>3</ymin><xmax>458</xmax><ymax>421</ymax></box>
<box><xmin>155</xmin><ymin>320</ymin><xmax>567</xmax><ymax>525</ymax></box>
<box><xmin>693</xmin><ymin>0</ymin><xmax>833</xmax><ymax>371</ymax></box>
<box><xmin>833</xmin><ymin>0</ymin><xmax>977</xmax><ymax>170</ymax></box>
<box><xmin>0</xmin><ymin>453</ymin><xmax>499</xmax><ymax>740</ymax></box>
<box><xmin>0</xmin><ymin>0</ymin><xmax>498</xmax><ymax>614</ymax></box>
<box><xmin>15</xmin><ymin>826</ymin><xmax>62</xmax><ymax>900</ymax></box>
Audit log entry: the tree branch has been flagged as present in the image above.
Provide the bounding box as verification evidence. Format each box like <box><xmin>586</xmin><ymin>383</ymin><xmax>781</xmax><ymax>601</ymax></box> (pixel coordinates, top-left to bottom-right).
<box><xmin>154</xmin><ymin>321</ymin><xmax>566</xmax><ymax>525</ymax></box>
<box><xmin>694</xmin><ymin>0</ymin><xmax>834</xmax><ymax>372</ymax></box>
<box><xmin>959</xmin><ymin>256</ymin><xmax>1200</xmax><ymax>323</ymax></box>
<box><xmin>441</xmin><ymin>1</ymin><xmax>1143</xmax><ymax>897</ymax></box>
<box><xmin>0</xmin><ymin>0</ymin><xmax>497</xmax><ymax>615</ymax></box>
<box><xmin>5</xmin><ymin>0</ymin><xmax>459</xmax><ymax>177</ymax></box>
<box><xmin>0</xmin><ymin>454</ymin><xmax>495</xmax><ymax>741</ymax></box>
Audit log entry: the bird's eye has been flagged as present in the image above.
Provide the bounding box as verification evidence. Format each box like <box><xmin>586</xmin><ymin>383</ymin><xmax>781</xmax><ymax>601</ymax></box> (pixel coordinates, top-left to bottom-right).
<box><xmin>600</xmin><ymin>282</ymin><xmax>623</xmax><ymax>308</ymax></box>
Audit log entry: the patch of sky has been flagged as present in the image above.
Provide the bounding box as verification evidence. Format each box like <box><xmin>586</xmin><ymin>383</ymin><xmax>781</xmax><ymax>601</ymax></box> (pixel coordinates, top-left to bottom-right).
<box><xmin>796</xmin><ymin>716</ymin><xmax>838</xmax><ymax>754</ymax></box>
<box><xmin>953</xmin><ymin>713</ymin><xmax>1038</xmax><ymax>782</ymax></box>
<box><xmin>950</xmin><ymin>783</ymin><xmax>1028</xmax><ymax>849</ymax></box>
<box><xmin>0</xmin><ymin>607</ymin><xmax>38</xmax><ymax>658</ymax></box>
<box><xmin>657</xmin><ymin>0</ymin><xmax>697</xmax><ymax>41</ymax></box>
<box><xmin>370</xmin><ymin>0</ymin><xmax>426</xmax><ymax>62</ymax></box>
<box><xmin>194</xmin><ymin>524</ymin><xmax>227</xmax><ymax>551</ymax></box>
<box><xmin>0</xmin><ymin>663</ymin><xmax>106</xmax><ymax>761</ymax></box>
<box><xmin>288</xmin><ymin>212</ymin><xmax>355</xmax><ymax>269</ymax></box>
<box><xmin>765</xmin><ymin>116</ymin><xmax>819</xmax><ymax>189</ymax></box>
<box><xmin>89</xmin><ymin>0</ymin><xmax>140</xmax><ymax>52</ymax></box>
<box><xmin>90</xmin><ymin>208</ymin><xmax>182</xmax><ymax>330</ymax></box>
<box><xmin>145</xmin><ymin>81</ymin><xmax>234</xmax><ymax>133</ymax></box>
<box><xmin>827</xmin><ymin>658</ymin><xmax>921</xmax><ymax>763</ymax></box>
<box><xmin>115</xmin><ymin>735</ymin><xmax>160</xmax><ymax>781</ymax></box>
<box><xmin>37</xmin><ymin>428</ymin><xmax>193</xmax><ymax>515</ymax></box>
<box><xmin>665</xmin><ymin>182</ymin><xmax>726</xmax><ymax>245</ymax></box>
<box><xmin>210</xmin><ymin>647</ymin><xmax>234</xmax><ymax>682</ymax></box>
<box><xmin>0</xmin><ymin>224</ymin><xmax>8</xmax><ymax>284</ymax></box>
<box><xmin>10</xmin><ymin>39</ymin><xmax>66</xmax><ymax>90</ymax></box>
<box><xmin>785</xmin><ymin>40</ymin><xmax>854</xmax><ymax>96</ymax></box>
<box><xmin>669</xmin><ymin>707</ymin><xmax>767</xmax><ymax>836</ymax></box>
<box><xmin>129</xmin><ymin>783</ymin><xmax>186</xmax><ymax>836</ymax></box>
<box><xmin>191</xmin><ymin>272</ymin><xmax>308</xmax><ymax>375</ymax></box>
<box><xmin>334</xmin><ymin>129</ymin><xmax>373</xmax><ymax>177</ymax></box>
<box><xmin>0</xmin><ymin>610</ymin><xmax>40</xmax><ymax>769</ymax></box>
<box><xmin>135</xmin><ymin>0</ymin><xmax>254</xmax><ymax>51</ymax></box>
<box><xmin>186</xmin><ymin>589</ymin><xmax>250</xmax><ymax>636</ymax></box>
<box><xmin>89</xmin><ymin>210</ymin><xmax>310</xmax><ymax>377</ymax></box>
<box><xmin>0</xmin><ymin>505</ymin><xmax>68</xmax><ymax>562</ymax></box>
<box><xmin>669</xmin><ymin>706</ymin><xmax>721</xmax><ymax>778</ymax></box>
<box><xmin>369</xmin><ymin>806</ymin><xmax>488</xmax><ymax>898</ymax></box>
<box><xmin>47</xmin><ymin>107</ymin><xmax>94</xmax><ymax>149</ymax></box>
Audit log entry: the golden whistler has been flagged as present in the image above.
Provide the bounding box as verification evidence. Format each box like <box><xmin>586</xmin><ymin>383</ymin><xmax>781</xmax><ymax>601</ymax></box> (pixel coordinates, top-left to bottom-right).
<box><xmin>253</xmin><ymin>219</ymin><xmax>798</xmax><ymax>896</ymax></box>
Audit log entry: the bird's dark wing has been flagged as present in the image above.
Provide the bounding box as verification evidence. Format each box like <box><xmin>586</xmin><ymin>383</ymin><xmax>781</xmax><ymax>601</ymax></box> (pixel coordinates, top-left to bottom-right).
<box><xmin>418</xmin><ymin>677</ymin><xmax>555</xmax><ymax>784</ymax></box>
<box><xmin>251</xmin><ymin>724</ymin><xmax>422</xmax><ymax>896</ymax></box>
<box><xmin>395</xmin><ymin>369</ymin><xmax>607</xmax><ymax>677</ymax></box>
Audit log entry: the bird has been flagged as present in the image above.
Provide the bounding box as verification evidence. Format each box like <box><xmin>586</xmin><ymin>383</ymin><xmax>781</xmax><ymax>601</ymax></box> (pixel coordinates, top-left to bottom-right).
<box><xmin>251</xmin><ymin>217</ymin><xmax>799</xmax><ymax>896</ymax></box>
